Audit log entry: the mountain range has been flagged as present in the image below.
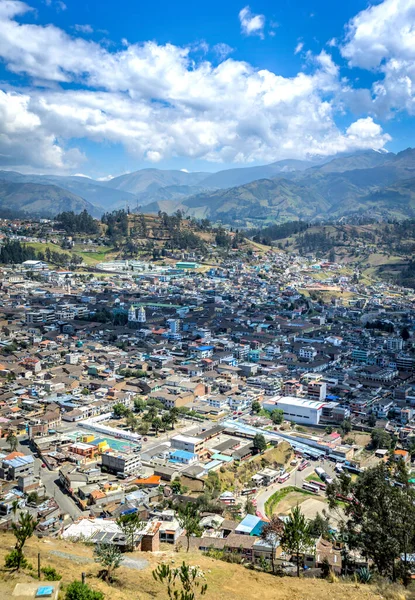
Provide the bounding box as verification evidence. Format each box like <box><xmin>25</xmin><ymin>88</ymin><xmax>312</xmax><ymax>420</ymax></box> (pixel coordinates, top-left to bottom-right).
<box><xmin>2</xmin><ymin>148</ymin><xmax>415</xmax><ymax>224</ymax></box>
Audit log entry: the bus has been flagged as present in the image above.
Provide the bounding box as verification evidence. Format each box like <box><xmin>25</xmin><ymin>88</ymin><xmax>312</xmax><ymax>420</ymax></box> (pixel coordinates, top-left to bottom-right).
<box><xmin>278</xmin><ymin>472</ymin><xmax>290</xmax><ymax>484</ymax></box>
<box><xmin>302</xmin><ymin>482</ymin><xmax>319</xmax><ymax>494</ymax></box>
<box><xmin>241</xmin><ymin>488</ymin><xmax>257</xmax><ymax>496</ymax></box>
<box><xmin>298</xmin><ymin>460</ymin><xmax>310</xmax><ymax>472</ymax></box>
<box><xmin>312</xmin><ymin>480</ymin><xmax>327</xmax><ymax>491</ymax></box>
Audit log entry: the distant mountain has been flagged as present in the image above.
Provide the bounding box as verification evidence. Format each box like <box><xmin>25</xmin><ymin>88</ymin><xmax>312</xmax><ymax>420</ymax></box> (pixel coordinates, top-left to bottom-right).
<box><xmin>175</xmin><ymin>178</ymin><xmax>329</xmax><ymax>225</ymax></box>
<box><xmin>309</xmin><ymin>149</ymin><xmax>394</xmax><ymax>174</ymax></box>
<box><xmin>201</xmin><ymin>159</ymin><xmax>317</xmax><ymax>189</ymax></box>
<box><xmin>0</xmin><ymin>171</ymin><xmax>134</xmax><ymax>212</ymax></box>
<box><xmin>105</xmin><ymin>168</ymin><xmax>209</xmax><ymax>195</ymax></box>
<box><xmin>0</xmin><ymin>180</ymin><xmax>96</xmax><ymax>217</ymax></box>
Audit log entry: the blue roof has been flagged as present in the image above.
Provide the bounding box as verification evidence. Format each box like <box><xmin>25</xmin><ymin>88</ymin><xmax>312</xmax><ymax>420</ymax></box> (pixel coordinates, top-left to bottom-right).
<box><xmin>195</xmin><ymin>345</ymin><xmax>214</xmax><ymax>351</ymax></box>
<box><xmin>5</xmin><ymin>455</ymin><xmax>34</xmax><ymax>468</ymax></box>
<box><xmin>169</xmin><ymin>450</ymin><xmax>196</xmax><ymax>460</ymax></box>
<box><xmin>235</xmin><ymin>514</ymin><xmax>263</xmax><ymax>535</ymax></box>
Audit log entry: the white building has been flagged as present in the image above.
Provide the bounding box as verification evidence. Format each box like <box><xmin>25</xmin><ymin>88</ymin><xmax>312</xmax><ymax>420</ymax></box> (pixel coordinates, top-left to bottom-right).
<box><xmin>170</xmin><ymin>434</ymin><xmax>204</xmax><ymax>455</ymax></box>
<box><xmin>128</xmin><ymin>304</ymin><xmax>146</xmax><ymax>324</ymax></box>
<box><xmin>263</xmin><ymin>396</ymin><xmax>325</xmax><ymax>425</ymax></box>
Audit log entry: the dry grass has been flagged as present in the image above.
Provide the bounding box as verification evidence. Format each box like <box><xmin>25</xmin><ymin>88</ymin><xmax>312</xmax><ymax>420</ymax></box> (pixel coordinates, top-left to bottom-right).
<box><xmin>0</xmin><ymin>532</ymin><xmax>385</xmax><ymax>600</ymax></box>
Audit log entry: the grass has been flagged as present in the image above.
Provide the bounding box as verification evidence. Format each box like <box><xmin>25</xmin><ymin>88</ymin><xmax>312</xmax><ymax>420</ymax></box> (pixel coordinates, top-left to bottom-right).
<box><xmin>264</xmin><ymin>486</ymin><xmax>314</xmax><ymax>518</ymax></box>
<box><xmin>216</xmin><ymin>443</ymin><xmax>293</xmax><ymax>493</ymax></box>
<box><xmin>0</xmin><ymin>532</ymin><xmax>384</xmax><ymax>600</ymax></box>
<box><xmin>305</xmin><ymin>473</ymin><xmax>321</xmax><ymax>483</ymax></box>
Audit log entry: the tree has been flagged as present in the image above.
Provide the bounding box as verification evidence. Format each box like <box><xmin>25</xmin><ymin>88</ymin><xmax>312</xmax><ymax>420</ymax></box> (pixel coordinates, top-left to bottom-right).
<box><xmin>10</xmin><ymin>512</ymin><xmax>38</xmax><ymax>570</ymax></box>
<box><xmin>134</xmin><ymin>397</ymin><xmax>147</xmax><ymax>413</ymax></box>
<box><xmin>401</xmin><ymin>327</ymin><xmax>410</xmax><ymax>341</ymax></box>
<box><xmin>252</xmin><ymin>401</ymin><xmax>261</xmax><ymax>414</ymax></box>
<box><xmin>309</xmin><ymin>512</ymin><xmax>332</xmax><ymax>540</ymax></box>
<box><xmin>152</xmin><ymin>561</ymin><xmax>207</xmax><ymax>600</ymax></box>
<box><xmin>162</xmin><ymin>413</ymin><xmax>172</xmax><ymax>431</ymax></box>
<box><xmin>94</xmin><ymin>544</ymin><xmax>122</xmax><ymax>583</ymax></box>
<box><xmin>116</xmin><ymin>512</ymin><xmax>143</xmax><ymax>552</ymax></box>
<box><xmin>178</xmin><ymin>505</ymin><xmax>201</xmax><ymax>552</ymax></box>
<box><xmin>327</xmin><ymin>462</ymin><xmax>415</xmax><ymax>580</ymax></box>
<box><xmin>137</xmin><ymin>420</ymin><xmax>150</xmax><ymax>436</ymax></box>
<box><xmin>112</xmin><ymin>403</ymin><xmax>130</xmax><ymax>418</ymax></box>
<box><xmin>271</xmin><ymin>409</ymin><xmax>284</xmax><ymax>425</ymax></box>
<box><xmin>367</xmin><ymin>413</ymin><xmax>377</xmax><ymax>428</ymax></box>
<box><xmin>245</xmin><ymin>499</ymin><xmax>256</xmax><ymax>516</ymax></box>
<box><xmin>253</xmin><ymin>433</ymin><xmax>267</xmax><ymax>454</ymax></box>
<box><xmin>260</xmin><ymin>515</ymin><xmax>284</xmax><ymax>574</ymax></box>
<box><xmin>152</xmin><ymin>417</ymin><xmax>162</xmax><ymax>435</ymax></box>
<box><xmin>169</xmin><ymin>407</ymin><xmax>180</xmax><ymax>429</ymax></box>
<box><xmin>281</xmin><ymin>505</ymin><xmax>312</xmax><ymax>577</ymax></box>
<box><xmin>6</xmin><ymin>431</ymin><xmax>18</xmax><ymax>452</ymax></box>
<box><xmin>371</xmin><ymin>428</ymin><xmax>393</xmax><ymax>450</ymax></box>
<box><xmin>65</xmin><ymin>581</ymin><xmax>104</xmax><ymax>600</ymax></box>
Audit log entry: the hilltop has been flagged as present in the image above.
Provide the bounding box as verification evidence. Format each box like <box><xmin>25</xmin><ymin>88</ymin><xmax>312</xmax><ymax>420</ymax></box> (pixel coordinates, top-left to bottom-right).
<box><xmin>0</xmin><ymin>532</ymin><xmax>386</xmax><ymax>600</ymax></box>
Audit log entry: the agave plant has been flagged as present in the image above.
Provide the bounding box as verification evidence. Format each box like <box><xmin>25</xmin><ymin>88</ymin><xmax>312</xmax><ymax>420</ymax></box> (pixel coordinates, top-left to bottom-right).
<box><xmin>357</xmin><ymin>567</ymin><xmax>372</xmax><ymax>584</ymax></box>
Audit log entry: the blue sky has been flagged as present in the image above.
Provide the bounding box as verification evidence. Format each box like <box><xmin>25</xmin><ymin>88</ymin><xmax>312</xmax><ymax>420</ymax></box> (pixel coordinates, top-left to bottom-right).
<box><xmin>0</xmin><ymin>0</ymin><xmax>414</xmax><ymax>177</ymax></box>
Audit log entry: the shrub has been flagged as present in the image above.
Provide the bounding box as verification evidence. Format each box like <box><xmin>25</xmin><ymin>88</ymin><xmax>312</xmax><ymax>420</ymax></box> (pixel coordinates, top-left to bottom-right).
<box><xmin>41</xmin><ymin>565</ymin><xmax>62</xmax><ymax>581</ymax></box>
<box><xmin>357</xmin><ymin>567</ymin><xmax>372</xmax><ymax>584</ymax></box>
<box><xmin>65</xmin><ymin>580</ymin><xmax>104</xmax><ymax>600</ymax></box>
<box><xmin>5</xmin><ymin>549</ymin><xmax>27</xmax><ymax>569</ymax></box>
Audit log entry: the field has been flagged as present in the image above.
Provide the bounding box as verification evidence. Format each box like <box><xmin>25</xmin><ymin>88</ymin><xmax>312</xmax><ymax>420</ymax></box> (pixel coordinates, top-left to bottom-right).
<box><xmin>264</xmin><ymin>486</ymin><xmax>317</xmax><ymax>517</ymax></box>
<box><xmin>216</xmin><ymin>443</ymin><xmax>293</xmax><ymax>492</ymax></box>
<box><xmin>0</xmin><ymin>532</ymin><xmax>385</xmax><ymax>600</ymax></box>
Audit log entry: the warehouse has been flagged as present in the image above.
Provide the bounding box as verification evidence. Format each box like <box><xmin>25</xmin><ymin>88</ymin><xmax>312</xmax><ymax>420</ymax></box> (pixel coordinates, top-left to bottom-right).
<box><xmin>263</xmin><ymin>396</ymin><xmax>325</xmax><ymax>425</ymax></box>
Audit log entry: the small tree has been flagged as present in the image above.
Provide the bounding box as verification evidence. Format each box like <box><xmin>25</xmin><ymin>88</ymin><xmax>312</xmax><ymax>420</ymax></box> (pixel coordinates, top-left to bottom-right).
<box><xmin>116</xmin><ymin>512</ymin><xmax>143</xmax><ymax>552</ymax></box>
<box><xmin>152</xmin><ymin>417</ymin><xmax>162</xmax><ymax>435</ymax></box>
<box><xmin>281</xmin><ymin>505</ymin><xmax>312</xmax><ymax>577</ymax></box>
<box><xmin>271</xmin><ymin>409</ymin><xmax>284</xmax><ymax>425</ymax></box>
<box><xmin>253</xmin><ymin>433</ymin><xmax>267</xmax><ymax>454</ymax></box>
<box><xmin>6</xmin><ymin>431</ymin><xmax>18</xmax><ymax>452</ymax></box>
<box><xmin>178</xmin><ymin>505</ymin><xmax>201</xmax><ymax>552</ymax></box>
<box><xmin>65</xmin><ymin>581</ymin><xmax>104</xmax><ymax>600</ymax></box>
<box><xmin>252</xmin><ymin>401</ymin><xmax>261</xmax><ymax>414</ymax></box>
<box><xmin>94</xmin><ymin>543</ymin><xmax>122</xmax><ymax>583</ymax></box>
<box><xmin>10</xmin><ymin>512</ymin><xmax>38</xmax><ymax>570</ymax></box>
<box><xmin>260</xmin><ymin>515</ymin><xmax>284</xmax><ymax>574</ymax></box>
<box><xmin>153</xmin><ymin>561</ymin><xmax>207</xmax><ymax>600</ymax></box>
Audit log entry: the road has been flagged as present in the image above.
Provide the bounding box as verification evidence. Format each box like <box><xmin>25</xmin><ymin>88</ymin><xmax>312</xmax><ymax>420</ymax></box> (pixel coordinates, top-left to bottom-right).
<box><xmin>10</xmin><ymin>438</ymin><xmax>83</xmax><ymax>520</ymax></box>
<box><xmin>255</xmin><ymin>458</ymin><xmax>336</xmax><ymax>517</ymax></box>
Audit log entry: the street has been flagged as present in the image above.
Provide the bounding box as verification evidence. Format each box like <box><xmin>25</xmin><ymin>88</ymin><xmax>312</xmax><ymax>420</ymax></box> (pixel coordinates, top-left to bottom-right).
<box><xmin>255</xmin><ymin>458</ymin><xmax>337</xmax><ymax>517</ymax></box>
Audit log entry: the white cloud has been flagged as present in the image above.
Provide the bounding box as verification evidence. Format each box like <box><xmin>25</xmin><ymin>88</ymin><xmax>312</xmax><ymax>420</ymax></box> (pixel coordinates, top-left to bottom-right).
<box><xmin>0</xmin><ymin>1</ymin><xmax>393</xmax><ymax>172</ymax></box>
<box><xmin>341</xmin><ymin>0</ymin><xmax>415</xmax><ymax>116</ymax></box>
<box><xmin>73</xmin><ymin>24</ymin><xmax>93</xmax><ymax>34</ymax></box>
<box><xmin>239</xmin><ymin>6</ymin><xmax>265</xmax><ymax>39</ymax></box>
<box><xmin>213</xmin><ymin>43</ymin><xmax>233</xmax><ymax>60</ymax></box>
<box><xmin>294</xmin><ymin>42</ymin><xmax>304</xmax><ymax>55</ymax></box>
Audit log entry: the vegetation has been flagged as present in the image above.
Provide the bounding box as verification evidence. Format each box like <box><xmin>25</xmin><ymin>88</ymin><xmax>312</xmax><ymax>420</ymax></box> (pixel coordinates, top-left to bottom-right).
<box><xmin>7</xmin><ymin>512</ymin><xmax>38</xmax><ymax>570</ymax></box>
<box><xmin>178</xmin><ymin>504</ymin><xmax>202</xmax><ymax>552</ymax></box>
<box><xmin>65</xmin><ymin>581</ymin><xmax>104</xmax><ymax>600</ymax></box>
<box><xmin>41</xmin><ymin>565</ymin><xmax>62</xmax><ymax>581</ymax></box>
<box><xmin>152</xmin><ymin>561</ymin><xmax>208</xmax><ymax>600</ymax></box>
<box><xmin>253</xmin><ymin>434</ymin><xmax>267</xmax><ymax>454</ymax></box>
<box><xmin>327</xmin><ymin>462</ymin><xmax>415</xmax><ymax>581</ymax></box>
<box><xmin>93</xmin><ymin>544</ymin><xmax>123</xmax><ymax>583</ymax></box>
<box><xmin>56</xmin><ymin>210</ymin><xmax>100</xmax><ymax>234</ymax></box>
<box><xmin>281</xmin><ymin>505</ymin><xmax>312</xmax><ymax>577</ymax></box>
<box><xmin>260</xmin><ymin>515</ymin><xmax>284</xmax><ymax>574</ymax></box>
<box><xmin>116</xmin><ymin>512</ymin><xmax>143</xmax><ymax>552</ymax></box>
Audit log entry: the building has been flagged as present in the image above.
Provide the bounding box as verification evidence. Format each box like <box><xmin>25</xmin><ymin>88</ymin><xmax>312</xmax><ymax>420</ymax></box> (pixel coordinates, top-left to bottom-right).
<box><xmin>307</xmin><ymin>380</ymin><xmax>327</xmax><ymax>401</ymax></box>
<box><xmin>387</xmin><ymin>337</ymin><xmax>403</xmax><ymax>352</ymax></box>
<box><xmin>128</xmin><ymin>304</ymin><xmax>146</xmax><ymax>327</ymax></box>
<box><xmin>263</xmin><ymin>396</ymin><xmax>325</xmax><ymax>425</ymax></box>
<box><xmin>101</xmin><ymin>452</ymin><xmax>142</xmax><ymax>476</ymax></box>
<box><xmin>170</xmin><ymin>434</ymin><xmax>204</xmax><ymax>456</ymax></box>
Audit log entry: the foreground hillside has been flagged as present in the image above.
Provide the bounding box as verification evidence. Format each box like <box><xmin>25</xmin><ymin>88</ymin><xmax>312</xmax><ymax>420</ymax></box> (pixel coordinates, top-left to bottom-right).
<box><xmin>0</xmin><ymin>532</ymin><xmax>386</xmax><ymax>600</ymax></box>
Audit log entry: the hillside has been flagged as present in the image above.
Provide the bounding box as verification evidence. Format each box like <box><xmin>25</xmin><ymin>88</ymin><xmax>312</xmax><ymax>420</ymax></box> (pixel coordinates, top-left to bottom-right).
<box><xmin>0</xmin><ymin>171</ymin><xmax>136</xmax><ymax>212</ymax></box>
<box><xmin>106</xmin><ymin>168</ymin><xmax>208</xmax><ymax>195</ymax></box>
<box><xmin>0</xmin><ymin>181</ymin><xmax>98</xmax><ymax>217</ymax></box>
<box><xmin>0</xmin><ymin>531</ymin><xmax>385</xmax><ymax>600</ymax></box>
<box><xmin>177</xmin><ymin>178</ymin><xmax>329</xmax><ymax>225</ymax></box>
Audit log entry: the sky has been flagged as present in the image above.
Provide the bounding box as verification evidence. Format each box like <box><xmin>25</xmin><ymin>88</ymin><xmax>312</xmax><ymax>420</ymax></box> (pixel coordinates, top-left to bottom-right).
<box><xmin>0</xmin><ymin>0</ymin><xmax>414</xmax><ymax>178</ymax></box>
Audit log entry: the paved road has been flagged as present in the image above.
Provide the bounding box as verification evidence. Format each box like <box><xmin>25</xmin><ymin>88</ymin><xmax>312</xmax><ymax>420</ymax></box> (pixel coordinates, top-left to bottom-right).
<box><xmin>9</xmin><ymin>438</ymin><xmax>83</xmax><ymax>520</ymax></box>
<box><xmin>255</xmin><ymin>459</ymin><xmax>336</xmax><ymax>517</ymax></box>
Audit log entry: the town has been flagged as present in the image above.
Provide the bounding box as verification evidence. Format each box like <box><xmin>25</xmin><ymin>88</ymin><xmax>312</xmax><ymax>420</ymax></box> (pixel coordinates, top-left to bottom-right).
<box><xmin>0</xmin><ymin>211</ymin><xmax>413</xmax><ymax>598</ymax></box>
